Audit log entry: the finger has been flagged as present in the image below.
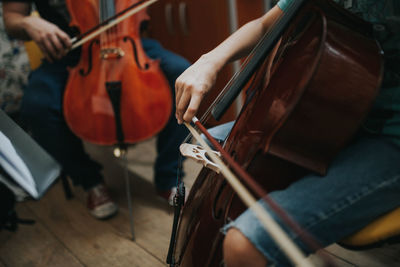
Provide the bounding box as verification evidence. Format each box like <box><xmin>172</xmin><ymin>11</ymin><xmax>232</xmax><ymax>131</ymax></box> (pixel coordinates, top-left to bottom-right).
<box><xmin>183</xmin><ymin>93</ymin><xmax>202</xmax><ymax>123</ymax></box>
<box><xmin>56</xmin><ymin>30</ymin><xmax>72</xmax><ymax>51</ymax></box>
<box><xmin>175</xmin><ymin>79</ymin><xmax>185</xmax><ymax>106</ymax></box>
<box><xmin>49</xmin><ymin>33</ymin><xmax>64</xmax><ymax>58</ymax></box>
<box><xmin>37</xmin><ymin>42</ymin><xmax>53</xmax><ymax>63</ymax></box>
<box><xmin>42</xmin><ymin>37</ymin><xmax>58</xmax><ymax>60</ymax></box>
<box><xmin>176</xmin><ymin>91</ymin><xmax>191</xmax><ymax>124</ymax></box>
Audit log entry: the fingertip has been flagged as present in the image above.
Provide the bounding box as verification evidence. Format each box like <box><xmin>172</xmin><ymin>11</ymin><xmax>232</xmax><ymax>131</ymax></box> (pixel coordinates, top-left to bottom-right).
<box><xmin>46</xmin><ymin>55</ymin><xmax>53</xmax><ymax>63</ymax></box>
<box><xmin>182</xmin><ymin>114</ymin><xmax>192</xmax><ymax>125</ymax></box>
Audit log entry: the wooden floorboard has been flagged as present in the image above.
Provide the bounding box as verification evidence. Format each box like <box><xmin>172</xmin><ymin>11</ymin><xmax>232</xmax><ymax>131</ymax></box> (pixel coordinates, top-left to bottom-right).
<box><xmin>308</xmin><ymin>250</ymin><xmax>355</xmax><ymax>266</ymax></box>
<box><xmin>0</xmin><ymin>204</ymin><xmax>82</xmax><ymax>267</ymax></box>
<box><xmin>82</xmin><ymin>138</ymin><xmax>201</xmax><ymax>262</ymax></box>
<box><xmin>326</xmin><ymin>244</ymin><xmax>400</xmax><ymax>266</ymax></box>
<box><xmin>1</xmin><ymin>138</ymin><xmax>399</xmax><ymax>266</ymax></box>
<box><xmin>105</xmin><ymin>175</ymin><xmax>175</xmax><ymax>262</ymax></box>
<box><xmin>25</xmin><ymin>183</ymin><xmax>165</xmax><ymax>267</ymax></box>
<box><xmin>68</xmin><ymin>170</ymin><xmax>176</xmax><ymax>263</ymax></box>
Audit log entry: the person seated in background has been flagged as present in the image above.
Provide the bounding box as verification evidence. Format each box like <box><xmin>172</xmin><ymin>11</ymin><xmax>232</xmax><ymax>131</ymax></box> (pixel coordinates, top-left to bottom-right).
<box><xmin>175</xmin><ymin>0</ymin><xmax>400</xmax><ymax>266</ymax></box>
<box><xmin>1</xmin><ymin>0</ymin><xmax>189</xmax><ymax>219</ymax></box>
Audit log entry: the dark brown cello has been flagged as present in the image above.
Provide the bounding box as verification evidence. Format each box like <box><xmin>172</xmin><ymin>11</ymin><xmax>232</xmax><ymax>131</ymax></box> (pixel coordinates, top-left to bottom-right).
<box><xmin>63</xmin><ymin>0</ymin><xmax>172</xmax><ymax>145</ymax></box>
<box><xmin>168</xmin><ymin>0</ymin><xmax>383</xmax><ymax>266</ymax></box>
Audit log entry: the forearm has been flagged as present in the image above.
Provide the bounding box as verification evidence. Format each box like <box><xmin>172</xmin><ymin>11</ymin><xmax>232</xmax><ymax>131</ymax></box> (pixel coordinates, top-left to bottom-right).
<box><xmin>3</xmin><ymin>13</ymin><xmax>33</xmax><ymax>40</ymax></box>
<box><xmin>202</xmin><ymin>5</ymin><xmax>283</xmax><ymax>73</ymax></box>
<box><xmin>203</xmin><ymin>20</ymin><xmax>266</xmax><ymax>71</ymax></box>
<box><xmin>2</xmin><ymin>3</ymin><xmax>32</xmax><ymax>40</ymax></box>
<box><xmin>175</xmin><ymin>4</ymin><xmax>284</xmax><ymax>123</ymax></box>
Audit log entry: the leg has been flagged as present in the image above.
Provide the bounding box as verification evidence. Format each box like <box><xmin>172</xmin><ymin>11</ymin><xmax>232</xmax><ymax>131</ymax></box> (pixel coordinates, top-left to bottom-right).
<box><xmin>21</xmin><ymin>61</ymin><xmax>117</xmax><ymax>219</ymax></box>
<box><xmin>142</xmin><ymin>38</ymin><xmax>190</xmax><ymax>192</ymax></box>
<box><xmin>224</xmin><ymin>228</ymin><xmax>267</xmax><ymax>267</ymax></box>
<box><xmin>20</xmin><ymin>61</ymin><xmax>103</xmax><ymax>190</ymax></box>
<box><xmin>223</xmin><ymin>135</ymin><xmax>400</xmax><ymax>266</ymax></box>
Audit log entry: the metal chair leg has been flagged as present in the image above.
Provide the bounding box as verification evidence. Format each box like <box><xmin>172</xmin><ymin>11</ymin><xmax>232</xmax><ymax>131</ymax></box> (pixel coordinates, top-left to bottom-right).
<box><xmin>60</xmin><ymin>171</ymin><xmax>73</xmax><ymax>199</ymax></box>
<box><xmin>115</xmin><ymin>146</ymin><xmax>135</xmax><ymax>240</ymax></box>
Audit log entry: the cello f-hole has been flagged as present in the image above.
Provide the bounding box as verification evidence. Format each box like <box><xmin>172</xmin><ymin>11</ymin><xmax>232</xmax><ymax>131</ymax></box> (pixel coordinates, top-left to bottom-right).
<box><xmin>79</xmin><ymin>39</ymin><xmax>99</xmax><ymax>76</ymax></box>
<box><xmin>123</xmin><ymin>36</ymin><xmax>150</xmax><ymax>70</ymax></box>
<box><xmin>212</xmin><ymin>179</ymin><xmax>227</xmax><ymax>220</ymax></box>
<box><xmin>212</xmin><ymin>150</ymin><xmax>238</xmax><ymax>220</ymax></box>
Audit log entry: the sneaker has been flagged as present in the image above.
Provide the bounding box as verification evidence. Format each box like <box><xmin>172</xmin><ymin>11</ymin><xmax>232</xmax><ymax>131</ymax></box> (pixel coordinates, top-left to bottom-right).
<box><xmin>157</xmin><ymin>186</ymin><xmax>177</xmax><ymax>206</ymax></box>
<box><xmin>87</xmin><ymin>183</ymin><xmax>118</xmax><ymax>219</ymax></box>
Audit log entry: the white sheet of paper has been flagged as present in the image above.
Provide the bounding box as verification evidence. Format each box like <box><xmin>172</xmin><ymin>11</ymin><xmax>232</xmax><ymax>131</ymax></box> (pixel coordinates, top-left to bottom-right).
<box><xmin>0</xmin><ymin>131</ymin><xmax>38</xmax><ymax>198</ymax></box>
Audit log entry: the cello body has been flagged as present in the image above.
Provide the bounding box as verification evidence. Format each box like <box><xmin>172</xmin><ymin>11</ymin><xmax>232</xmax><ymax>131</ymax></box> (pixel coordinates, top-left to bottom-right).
<box><xmin>170</xmin><ymin>1</ymin><xmax>383</xmax><ymax>266</ymax></box>
<box><xmin>63</xmin><ymin>0</ymin><xmax>172</xmax><ymax>145</ymax></box>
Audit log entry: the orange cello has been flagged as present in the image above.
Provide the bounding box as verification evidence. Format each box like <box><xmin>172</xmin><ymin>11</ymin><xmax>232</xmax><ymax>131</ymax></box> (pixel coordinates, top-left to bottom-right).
<box><xmin>63</xmin><ymin>0</ymin><xmax>172</xmax><ymax>146</ymax></box>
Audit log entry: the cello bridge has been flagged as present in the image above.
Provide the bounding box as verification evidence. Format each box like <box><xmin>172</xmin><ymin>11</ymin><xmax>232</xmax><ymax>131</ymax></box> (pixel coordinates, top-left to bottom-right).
<box><xmin>180</xmin><ymin>143</ymin><xmax>221</xmax><ymax>173</ymax></box>
<box><xmin>101</xmin><ymin>48</ymin><xmax>125</xmax><ymax>59</ymax></box>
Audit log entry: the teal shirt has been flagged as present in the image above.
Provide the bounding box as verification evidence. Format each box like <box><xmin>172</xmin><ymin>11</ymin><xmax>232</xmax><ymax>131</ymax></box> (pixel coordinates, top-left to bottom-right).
<box><xmin>277</xmin><ymin>0</ymin><xmax>400</xmax><ymax>146</ymax></box>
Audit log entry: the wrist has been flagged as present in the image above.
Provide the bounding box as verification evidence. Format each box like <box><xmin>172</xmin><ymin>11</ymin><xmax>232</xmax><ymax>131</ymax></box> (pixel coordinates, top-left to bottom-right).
<box><xmin>200</xmin><ymin>52</ymin><xmax>226</xmax><ymax>74</ymax></box>
<box><xmin>20</xmin><ymin>16</ymin><xmax>34</xmax><ymax>38</ymax></box>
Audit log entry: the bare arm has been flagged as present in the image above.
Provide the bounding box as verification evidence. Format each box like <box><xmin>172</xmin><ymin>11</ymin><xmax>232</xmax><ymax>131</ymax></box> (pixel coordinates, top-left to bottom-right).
<box><xmin>2</xmin><ymin>2</ymin><xmax>31</xmax><ymax>40</ymax></box>
<box><xmin>175</xmin><ymin>5</ymin><xmax>283</xmax><ymax>124</ymax></box>
<box><xmin>3</xmin><ymin>2</ymin><xmax>72</xmax><ymax>62</ymax></box>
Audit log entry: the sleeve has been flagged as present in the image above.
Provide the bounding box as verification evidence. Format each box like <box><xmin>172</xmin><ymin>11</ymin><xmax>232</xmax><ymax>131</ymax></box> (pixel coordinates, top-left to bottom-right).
<box><xmin>276</xmin><ymin>0</ymin><xmax>293</xmax><ymax>12</ymax></box>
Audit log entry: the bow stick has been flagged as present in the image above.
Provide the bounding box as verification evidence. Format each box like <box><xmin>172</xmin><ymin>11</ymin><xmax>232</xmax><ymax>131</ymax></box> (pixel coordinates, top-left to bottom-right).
<box><xmin>184</xmin><ymin>117</ymin><xmax>315</xmax><ymax>267</ymax></box>
<box><xmin>69</xmin><ymin>0</ymin><xmax>158</xmax><ymax>50</ymax></box>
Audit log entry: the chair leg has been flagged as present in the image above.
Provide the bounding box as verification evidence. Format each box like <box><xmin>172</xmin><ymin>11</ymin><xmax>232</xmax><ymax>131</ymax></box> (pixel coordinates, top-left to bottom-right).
<box><xmin>60</xmin><ymin>171</ymin><xmax>73</xmax><ymax>199</ymax></box>
<box><xmin>121</xmin><ymin>149</ymin><xmax>135</xmax><ymax>240</ymax></box>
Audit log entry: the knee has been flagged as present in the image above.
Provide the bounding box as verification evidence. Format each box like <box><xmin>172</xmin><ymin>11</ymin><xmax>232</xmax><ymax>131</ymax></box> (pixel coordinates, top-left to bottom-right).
<box><xmin>20</xmin><ymin>95</ymin><xmax>49</xmax><ymax>124</ymax></box>
<box><xmin>223</xmin><ymin>228</ymin><xmax>267</xmax><ymax>267</ymax></box>
<box><xmin>162</xmin><ymin>56</ymin><xmax>190</xmax><ymax>87</ymax></box>
<box><xmin>21</xmin><ymin>87</ymin><xmax>61</xmax><ymax>124</ymax></box>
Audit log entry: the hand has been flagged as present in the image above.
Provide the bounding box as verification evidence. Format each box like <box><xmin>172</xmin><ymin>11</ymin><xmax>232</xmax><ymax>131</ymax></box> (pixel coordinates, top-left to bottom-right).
<box><xmin>175</xmin><ymin>54</ymin><xmax>221</xmax><ymax>124</ymax></box>
<box><xmin>23</xmin><ymin>16</ymin><xmax>71</xmax><ymax>62</ymax></box>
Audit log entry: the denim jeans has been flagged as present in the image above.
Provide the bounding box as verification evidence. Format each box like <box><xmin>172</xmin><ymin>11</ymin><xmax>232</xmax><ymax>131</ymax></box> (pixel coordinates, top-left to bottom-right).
<box><xmin>142</xmin><ymin>38</ymin><xmax>190</xmax><ymax>191</ymax></box>
<box><xmin>208</xmin><ymin>123</ymin><xmax>400</xmax><ymax>266</ymax></box>
<box><xmin>21</xmin><ymin>38</ymin><xmax>189</xmax><ymax>191</ymax></box>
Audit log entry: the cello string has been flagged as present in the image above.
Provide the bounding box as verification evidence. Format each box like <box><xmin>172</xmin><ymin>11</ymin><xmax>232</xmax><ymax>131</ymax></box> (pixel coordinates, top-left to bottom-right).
<box><xmin>181</xmin><ymin>9</ymin><xmax>286</xmax><ymax>145</ymax></box>
<box><xmin>71</xmin><ymin>0</ymin><xmax>148</xmax><ymax>44</ymax></box>
<box><xmin>105</xmin><ymin>0</ymin><xmax>109</xmax><ymax>45</ymax></box>
<box><xmin>108</xmin><ymin>0</ymin><xmax>113</xmax><ymax>45</ymax></box>
<box><xmin>193</xmin><ymin>0</ymin><xmax>305</xmax><ymax>131</ymax></box>
<box><xmin>109</xmin><ymin>0</ymin><xmax>117</xmax><ymax>44</ymax></box>
<box><xmin>70</xmin><ymin>0</ymin><xmax>158</xmax><ymax>50</ymax></box>
<box><xmin>100</xmin><ymin>0</ymin><xmax>105</xmax><ymax>48</ymax></box>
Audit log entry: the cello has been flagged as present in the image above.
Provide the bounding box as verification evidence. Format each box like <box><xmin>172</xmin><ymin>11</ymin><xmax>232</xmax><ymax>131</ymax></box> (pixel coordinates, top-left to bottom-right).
<box><xmin>63</xmin><ymin>0</ymin><xmax>172</xmax><ymax>146</ymax></box>
<box><xmin>168</xmin><ymin>0</ymin><xmax>383</xmax><ymax>266</ymax></box>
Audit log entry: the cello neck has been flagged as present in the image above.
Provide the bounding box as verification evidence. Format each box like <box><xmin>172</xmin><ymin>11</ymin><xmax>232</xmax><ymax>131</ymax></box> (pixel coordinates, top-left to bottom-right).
<box><xmin>99</xmin><ymin>0</ymin><xmax>116</xmax><ymax>23</ymax></box>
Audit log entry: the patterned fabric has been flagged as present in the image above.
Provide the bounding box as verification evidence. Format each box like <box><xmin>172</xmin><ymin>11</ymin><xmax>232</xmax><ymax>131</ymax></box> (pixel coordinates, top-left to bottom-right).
<box><xmin>0</xmin><ymin>3</ymin><xmax>30</xmax><ymax>114</ymax></box>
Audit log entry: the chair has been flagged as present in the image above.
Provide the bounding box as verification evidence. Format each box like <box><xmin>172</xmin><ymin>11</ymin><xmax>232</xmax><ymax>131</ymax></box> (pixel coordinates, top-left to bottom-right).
<box><xmin>339</xmin><ymin>207</ymin><xmax>400</xmax><ymax>249</ymax></box>
<box><xmin>24</xmin><ymin>39</ymin><xmax>43</xmax><ymax>71</ymax></box>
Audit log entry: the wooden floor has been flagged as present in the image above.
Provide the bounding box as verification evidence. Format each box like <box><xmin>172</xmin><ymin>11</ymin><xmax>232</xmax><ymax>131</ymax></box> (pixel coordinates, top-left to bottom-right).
<box><xmin>1</xmin><ymin>138</ymin><xmax>399</xmax><ymax>267</ymax></box>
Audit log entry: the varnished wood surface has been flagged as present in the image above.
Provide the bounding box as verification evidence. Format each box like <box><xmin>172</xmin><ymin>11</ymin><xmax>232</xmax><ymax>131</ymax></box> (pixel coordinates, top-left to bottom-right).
<box><xmin>0</xmin><ymin>138</ymin><xmax>399</xmax><ymax>266</ymax></box>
